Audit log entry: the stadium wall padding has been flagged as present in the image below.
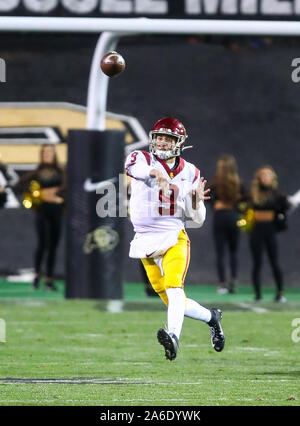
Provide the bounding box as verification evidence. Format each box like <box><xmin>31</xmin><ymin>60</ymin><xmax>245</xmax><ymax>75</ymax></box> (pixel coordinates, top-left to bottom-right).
<box><xmin>66</xmin><ymin>129</ymin><xmax>125</xmax><ymax>299</ymax></box>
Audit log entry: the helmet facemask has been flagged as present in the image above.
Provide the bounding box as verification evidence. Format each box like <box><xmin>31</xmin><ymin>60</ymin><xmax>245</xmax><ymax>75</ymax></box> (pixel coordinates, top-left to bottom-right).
<box><xmin>149</xmin><ymin>130</ymin><xmax>187</xmax><ymax>160</ymax></box>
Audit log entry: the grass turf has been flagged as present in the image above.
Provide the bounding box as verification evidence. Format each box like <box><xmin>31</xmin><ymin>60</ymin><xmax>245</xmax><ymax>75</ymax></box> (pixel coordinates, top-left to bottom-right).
<box><xmin>0</xmin><ymin>282</ymin><xmax>300</xmax><ymax>406</ymax></box>
<box><xmin>2</xmin><ymin>278</ymin><xmax>300</xmax><ymax>303</ymax></box>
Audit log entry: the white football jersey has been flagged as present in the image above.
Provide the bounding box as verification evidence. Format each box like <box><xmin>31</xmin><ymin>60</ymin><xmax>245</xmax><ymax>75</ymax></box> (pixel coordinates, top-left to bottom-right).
<box><xmin>125</xmin><ymin>150</ymin><xmax>206</xmax><ymax>234</ymax></box>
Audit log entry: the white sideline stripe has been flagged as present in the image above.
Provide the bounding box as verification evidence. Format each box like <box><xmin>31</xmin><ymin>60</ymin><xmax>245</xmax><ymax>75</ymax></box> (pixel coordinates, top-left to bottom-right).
<box><xmin>235</xmin><ymin>302</ymin><xmax>269</xmax><ymax>313</ymax></box>
<box><xmin>0</xmin><ymin>379</ymin><xmax>293</xmax><ymax>385</ymax></box>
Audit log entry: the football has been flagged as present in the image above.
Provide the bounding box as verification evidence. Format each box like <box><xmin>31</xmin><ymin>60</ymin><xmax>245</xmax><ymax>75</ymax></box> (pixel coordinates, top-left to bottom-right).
<box><xmin>100</xmin><ymin>51</ymin><xmax>126</xmax><ymax>77</ymax></box>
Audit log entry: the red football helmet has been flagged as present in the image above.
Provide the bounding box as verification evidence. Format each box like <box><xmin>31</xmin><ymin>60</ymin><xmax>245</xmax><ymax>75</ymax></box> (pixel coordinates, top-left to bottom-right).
<box><xmin>149</xmin><ymin>117</ymin><xmax>188</xmax><ymax>160</ymax></box>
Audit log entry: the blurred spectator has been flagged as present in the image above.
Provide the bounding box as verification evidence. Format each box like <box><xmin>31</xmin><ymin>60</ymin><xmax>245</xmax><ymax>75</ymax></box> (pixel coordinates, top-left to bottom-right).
<box><xmin>248</xmin><ymin>165</ymin><xmax>290</xmax><ymax>302</ymax></box>
<box><xmin>209</xmin><ymin>154</ymin><xmax>246</xmax><ymax>294</ymax></box>
<box><xmin>15</xmin><ymin>144</ymin><xmax>66</xmax><ymax>291</ymax></box>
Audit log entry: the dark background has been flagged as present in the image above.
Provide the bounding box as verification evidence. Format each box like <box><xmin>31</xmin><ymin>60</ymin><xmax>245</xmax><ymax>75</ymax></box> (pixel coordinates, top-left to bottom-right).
<box><xmin>0</xmin><ymin>33</ymin><xmax>300</xmax><ymax>287</ymax></box>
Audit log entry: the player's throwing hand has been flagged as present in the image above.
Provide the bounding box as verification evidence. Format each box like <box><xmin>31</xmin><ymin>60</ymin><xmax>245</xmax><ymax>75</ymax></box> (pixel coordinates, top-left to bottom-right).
<box><xmin>191</xmin><ymin>176</ymin><xmax>211</xmax><ymax>209</ymax></box>
<box><xmin>150</xmin><ymin>169</ymin><xmax>170</xmax><ymax>197</ymax></box>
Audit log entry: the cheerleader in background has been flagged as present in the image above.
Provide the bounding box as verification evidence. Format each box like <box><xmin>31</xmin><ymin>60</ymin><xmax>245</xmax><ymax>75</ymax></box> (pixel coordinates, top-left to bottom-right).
<box><xmin>16</xmin><ymin>145</ymin><xmax>66</xmax><ymax>291</ymax></box>
<box><xmin>209</xmin><ymin>154</ymin><xmax>246</xmax><ymax>294</ymax></box>
<box><xmin>248</xmin><ymin>165</ymin><xmax>290</xmax><ymax>302</ymax></box>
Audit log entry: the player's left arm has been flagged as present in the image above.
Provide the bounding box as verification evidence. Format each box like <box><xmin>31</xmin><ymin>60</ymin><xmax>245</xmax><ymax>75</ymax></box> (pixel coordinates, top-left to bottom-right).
<box><xmin>185</xmin><ymin>172</ymin><xmax>210</xmax><ymax>226</ymax></box>
<box><xmin>192</xmin><ymin>176</ymin><xmax>211</xmax><ymax>208</ymax></box>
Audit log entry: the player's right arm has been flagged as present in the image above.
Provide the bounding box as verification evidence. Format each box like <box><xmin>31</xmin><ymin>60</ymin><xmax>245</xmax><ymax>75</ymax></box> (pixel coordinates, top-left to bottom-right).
<box><xmin>125</xmin><ymin>151</ymin><xmax>169</xmax><ymax>196</ymax></box>
<box><xmin>125</xmin><ymin>151</ymin><xmax>153</xmax><ymax>181</ymax></box>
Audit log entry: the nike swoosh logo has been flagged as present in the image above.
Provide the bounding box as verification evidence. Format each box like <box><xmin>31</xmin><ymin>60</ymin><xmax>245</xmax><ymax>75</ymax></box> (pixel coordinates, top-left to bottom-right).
<box><xmin>146</xmin><ymin>251</ymin><xmax>156</xmax><ymax>258</ymax></box>
<box><xmin>84</xmin><ymin>177</ymin><xmax>117</xmax><ymax>192</ymax></box>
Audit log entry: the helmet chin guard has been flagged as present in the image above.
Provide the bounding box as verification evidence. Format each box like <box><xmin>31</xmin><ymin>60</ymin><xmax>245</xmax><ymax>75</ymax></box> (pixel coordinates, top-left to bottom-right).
<box><xmin>149</xmin><ymin>117</ymin><xmax>188</xmax><ymax>160</ymax></box>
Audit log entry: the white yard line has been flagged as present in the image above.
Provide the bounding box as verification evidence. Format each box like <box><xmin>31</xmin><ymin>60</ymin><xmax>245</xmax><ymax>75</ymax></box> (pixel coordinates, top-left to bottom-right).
<box><xmin>235</xmin><ymin>302</ymin><xmax>269</xmax><ymax>313</ymax></box>
<box><xmin>0</xmin><ymin>378</ymin><xmax>293</xmax><ymax>385</ymax></box>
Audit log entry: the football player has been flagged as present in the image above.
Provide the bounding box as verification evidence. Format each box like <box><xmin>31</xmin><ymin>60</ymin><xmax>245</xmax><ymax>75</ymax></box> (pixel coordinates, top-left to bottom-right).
<box><xmin>125</xmin><ymin>117</ymin><xmax>225</xmax><ymax>361</ymax></box>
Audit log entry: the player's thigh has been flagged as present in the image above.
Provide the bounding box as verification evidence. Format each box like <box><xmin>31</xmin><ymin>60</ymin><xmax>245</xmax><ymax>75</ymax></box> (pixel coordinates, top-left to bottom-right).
<box><xmin>141</xmin><ymin>258</ymin><xmax>165</xmax><ymax>294</ymax></box>
<box><xmin>163</xmin><ymin>230</ymin><xmax>190</xmax><ymax>289</ymax></box>
<box><xmin>141</xmin><ymin>259</ymin><xmax>168</xmax><ymax>305</ymax></box>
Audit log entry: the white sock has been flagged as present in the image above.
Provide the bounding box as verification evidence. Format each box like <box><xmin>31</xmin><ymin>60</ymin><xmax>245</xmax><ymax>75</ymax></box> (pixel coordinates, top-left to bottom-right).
<box><xmin>166</xmin><ymin>287</ymin><xmax>186</xmax><ymax>340</ymax></box>
<box><xmin>184</xmin><ymin>298</ymin><xmax>212</xmax><ymax>323</ymax></box>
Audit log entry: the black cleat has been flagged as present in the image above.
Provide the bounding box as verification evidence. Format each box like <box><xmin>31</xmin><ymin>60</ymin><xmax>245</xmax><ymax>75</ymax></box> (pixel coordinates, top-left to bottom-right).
<box><xmin>208</xmin><ymin>309</ymin><xmax>225</xmax><ymax>352</ymax></box>
<box><xmin>157</xmin><ymin>328</ymin><xmax>179</xmax><ymax>361</ymax></box>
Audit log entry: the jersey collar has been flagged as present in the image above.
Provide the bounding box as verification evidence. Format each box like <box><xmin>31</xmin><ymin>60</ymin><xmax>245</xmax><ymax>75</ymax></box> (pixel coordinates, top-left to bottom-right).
<box><xmin>155</xmin><ymin>155</ymin><xmax>185</xmax><ymax>179</ymax></box>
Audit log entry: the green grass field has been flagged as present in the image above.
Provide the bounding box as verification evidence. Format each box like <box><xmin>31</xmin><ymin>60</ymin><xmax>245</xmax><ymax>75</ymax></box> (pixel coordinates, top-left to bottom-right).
<box><xmin>0</xmin><ymin>280</ymin><xmax>300</xmax><ymax>406</ymax></box>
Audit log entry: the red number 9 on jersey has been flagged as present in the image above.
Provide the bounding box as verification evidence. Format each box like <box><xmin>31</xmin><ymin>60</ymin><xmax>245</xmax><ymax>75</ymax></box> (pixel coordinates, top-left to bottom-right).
<box><xmin>159</xmin><ymin>184</ymin><xmax>179</xmax><ymax>216</ymax></box>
